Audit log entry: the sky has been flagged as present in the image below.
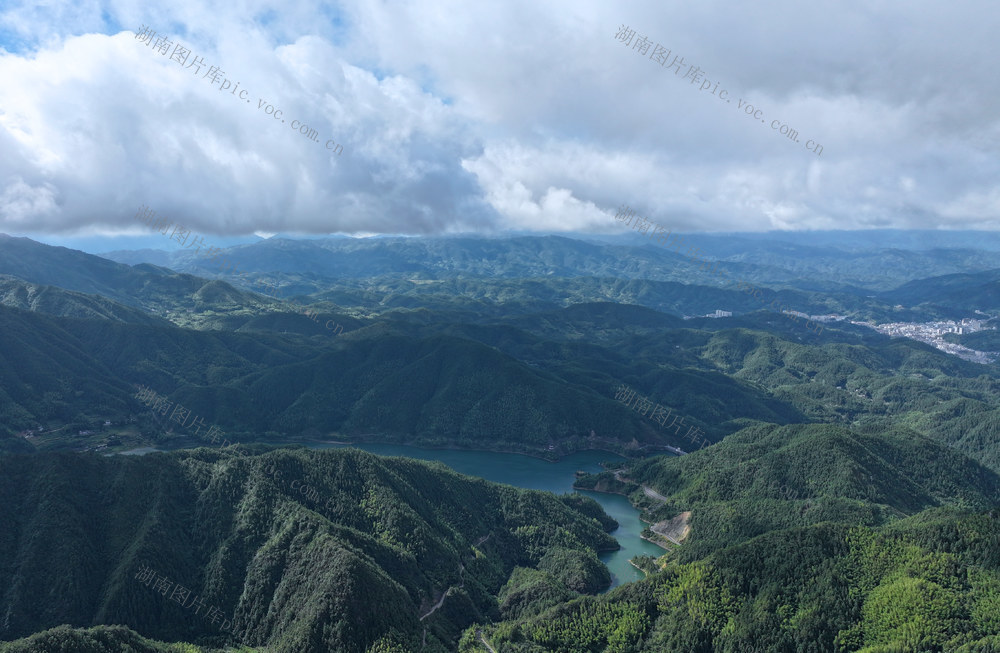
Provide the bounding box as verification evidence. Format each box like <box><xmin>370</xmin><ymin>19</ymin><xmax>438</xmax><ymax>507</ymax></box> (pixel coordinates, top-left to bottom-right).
<box><xmin>1</xmin><ymin>0</ymin><xmax>998</xmax><ymax>248</ymax></box>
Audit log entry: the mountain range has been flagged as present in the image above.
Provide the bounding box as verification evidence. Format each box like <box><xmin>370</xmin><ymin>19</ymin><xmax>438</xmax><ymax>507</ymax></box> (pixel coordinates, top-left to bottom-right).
<box><xmin>1</xmin><ymin>231</ymin><xmax>999</xmax><ymax>652</ymax></box>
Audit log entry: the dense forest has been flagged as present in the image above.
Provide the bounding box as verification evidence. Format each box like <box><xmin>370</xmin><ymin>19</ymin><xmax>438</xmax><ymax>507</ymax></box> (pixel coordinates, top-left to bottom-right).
<box><xmin>3</xmin><ymin>0</ymin><xmax>999</xmax><ymax>645</ymax></box>
<box><xmin>459</xmin><ymin>422</ymin><xmax>1000</xmax><ymax>652</ymax></box>
<box><xmin>0</xmin><ymin>447</ymin><xmax>617</xmax><ymax>652</ymax></box>
<box><xmin>460</xmin><ymin>510</ymin><xmax>1000</xmax><ymax>652</ymax></box>
<box><xmin>6</xmin><ymin>249</ymin><xmax>1000</xmax><ymax>473</ymax></box>
<box><xmin>2</xmin><ymin>235</ymin><xmax>1000</xmax><ymax>652</ymax></box>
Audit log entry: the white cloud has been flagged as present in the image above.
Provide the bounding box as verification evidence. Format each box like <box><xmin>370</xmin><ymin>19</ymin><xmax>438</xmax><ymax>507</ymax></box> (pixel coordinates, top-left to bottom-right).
<box><xmin>0</xmin><ymin>0</ymin><xmax>998</xmax><ymax>237</ymax></box>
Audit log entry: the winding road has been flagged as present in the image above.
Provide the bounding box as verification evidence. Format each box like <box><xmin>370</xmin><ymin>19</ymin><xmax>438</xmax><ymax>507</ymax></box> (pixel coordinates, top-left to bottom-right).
<box><xmin>419</xmin><ymin>563</ymin><xmax>464</xmax><ymax>621</ymax></box>
<box><xmin>419</xmin><ymin>531</ymin><xmax>493</xmax><ymax>622</ymax></box>
<box><xmin>476</xmin><ymin>628</ymin><xmax>498</xmax><ymax>653</ymax></box>
<box><xmin>642</xmin><ymin>485</ymin><xmax>669</xmax><ymax>503</ymax></box>
<box><xmin>614</xmin><ymin>468</ymin><xmax>669</xmax><ymax>504</ymax></box>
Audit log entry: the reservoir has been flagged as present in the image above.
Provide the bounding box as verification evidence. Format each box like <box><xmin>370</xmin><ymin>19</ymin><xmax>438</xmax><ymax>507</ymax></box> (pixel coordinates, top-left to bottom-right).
<box><xmin>317</xmin><ymin>443</ymin><xmax>666</xmax><ymax>589</ymax></box>
<box><xmin>115</xmin><ymin>441</ymin><xmax>666</xmax><ymax>589</ymax></box>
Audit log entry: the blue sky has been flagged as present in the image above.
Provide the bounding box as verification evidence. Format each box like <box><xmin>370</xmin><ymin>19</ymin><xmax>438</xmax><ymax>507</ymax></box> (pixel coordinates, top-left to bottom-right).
<box><xmin>1</xmin><ymin>0</ymin><xmax>998</xmax><ymax>248</ymax></box>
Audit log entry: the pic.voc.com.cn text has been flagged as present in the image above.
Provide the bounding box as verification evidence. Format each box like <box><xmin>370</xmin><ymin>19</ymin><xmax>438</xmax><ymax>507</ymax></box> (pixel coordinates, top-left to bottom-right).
<box><xmin>134</xmin><ymin>25</ymin><xmax>344</xmax><ymax>156</ymax></box>
<box><xmin>614</xmin><ymin>24</ymin><xmax>823</xmax><ymax>157</ymax></box>
<box><xmin>253</xmin><ymin>278</ymin><xmax>346</xmax><ymax>336</ymax></box>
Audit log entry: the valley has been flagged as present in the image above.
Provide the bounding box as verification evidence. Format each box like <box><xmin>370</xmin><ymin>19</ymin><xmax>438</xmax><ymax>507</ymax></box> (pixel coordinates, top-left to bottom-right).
<box><xmin>3</xmin><ymin>5</ymin><xmax>999</xmax><ymax>650</ymax></box>
<box><xmin>2</xmin><ymin>232</ymin><xmax>999</xmax><ymax>651</ymax></box>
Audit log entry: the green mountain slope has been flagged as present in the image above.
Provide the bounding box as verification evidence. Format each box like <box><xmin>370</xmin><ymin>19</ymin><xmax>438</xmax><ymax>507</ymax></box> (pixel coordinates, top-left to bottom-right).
<box><xmin>461</xmin><ymin>510</ymin><xmax>1000</xmax><ymax>652</ymax></box>
<box><xmin>577</xmin><ymin>423</ymin><xmax>1000</xmax><ymax>561</ymax></box>
<box><xmin>881</xmin><ymin>268</ymin><xmax>1000</xmax><ymax>310</ymax></box>
<box><xmin>0</xmin><ymin>624</ymin><xmax>229</xmax><ymax>653</ymax></box>
<box><xmin>0</xmin><ymin>234</ymin><xmax>200</xmax><ymax>310</ymax></box>
<box><xmin>0</xmin><ymin>275</ymin><xmax>171</xmax><ymax>325</ymax></box>
<box><xmin>665</xmin><ymin>328</ymin><xmax>1000</xmax><ymax>472</ymax></box>
<box><xmin>0</xmin><ymin>447</ymin><xmax>617</xmax><ymax>652</ymax></box>
<box><xmin>471</xmin><ymin>422</ymin><xmax>1000</xmax><ymax>652</ymax></box>
<box><xmin>0</xmin><ymin>305</ymin><xmax>676</xmax><ymax>455</ymax></box>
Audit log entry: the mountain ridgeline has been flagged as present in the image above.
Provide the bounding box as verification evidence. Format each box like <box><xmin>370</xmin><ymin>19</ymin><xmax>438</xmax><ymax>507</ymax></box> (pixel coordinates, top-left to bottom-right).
<box><xmin>467</xmin><ymin>423</ymin><xmax>1000</xmax><ymax>652</ymax></box>
<box><xmin>2</xmin><ymin>232</ymin><xmax>1000</xmax><ymax>652</ymax></box>
<box><xmin>0</xmin><ymin>447</ymin><xmax>617</xmax><ymax>652</ymax></box>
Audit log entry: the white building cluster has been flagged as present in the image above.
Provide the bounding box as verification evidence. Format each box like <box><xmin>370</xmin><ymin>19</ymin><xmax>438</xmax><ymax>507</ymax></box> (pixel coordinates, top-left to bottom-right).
<box><xmin>860</xmin><ymin>318</ymin><xmax>997</xmax><ymax>364</ymax></box>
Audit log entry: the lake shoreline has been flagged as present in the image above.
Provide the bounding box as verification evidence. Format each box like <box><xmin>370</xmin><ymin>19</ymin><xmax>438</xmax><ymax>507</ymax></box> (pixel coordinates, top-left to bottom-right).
<box><xmin>325</xmin><ymin>436</ymin><xmax>634</xmax><ymax>463</ymax></box>
<box><xmin>113</xmin><ymin>436</ymin><xmax>636</xmax><ymax>465</ymax></box>
<box><xmin>628</xmin><ymin>558</ymin><xmax>650</xmax><ymax>576</ymax></box>
<box><xmin>640</xmin><ymin>532</ymin><xmax>674</xmax><ymax>552</ymax></box>
<box><xmin>581</xmin><ymin>486</ymin><xmax>675</xmax><ymax>553</ymax></box>
<box><xmin>110</xmin><ymin>440</ymin><xmax>664</xmax><ymax>589</ymax></box>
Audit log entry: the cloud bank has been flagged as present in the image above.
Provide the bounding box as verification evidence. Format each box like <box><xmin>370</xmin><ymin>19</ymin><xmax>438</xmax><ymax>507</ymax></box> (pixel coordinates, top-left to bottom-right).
<box><xmin>0</xmin><ymin>0</ymin><xmax>997</xmax><ymax>237</ymax></box>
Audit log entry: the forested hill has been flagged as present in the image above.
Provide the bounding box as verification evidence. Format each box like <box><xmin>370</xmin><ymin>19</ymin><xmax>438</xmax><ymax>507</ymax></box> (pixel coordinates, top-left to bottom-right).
<box><xmin>0</xmin><ymin>303</ymin><xmax>802</xmax><ymax>458</ymax></box>
<box><xmin>577</xmin><ymin>422</ymin><xmax>1000</xmax><ymax>560</ymax></box>
<box><xmin>0</xmin><ymin>447</ymin><xmax>617</xmax><ymax>652</ymax></box>
<box><xmin>466</xmin><ymin>423</ymin><xmax>1000</xmax><ymax>652</ymax></box>
<box><xmin>0</xmin><ymin>275</ymin><xmax>172</xmax><ymax>325</ymax></box>
<box><xmin>97</xmin><ymin>231</ymin><xmax>1000</xmax><ymax>292</ymax></box>
<box><xmin>462</xmin><ymin>509</ymin><xmax>1000</xmax><ymax>652</ymax></box>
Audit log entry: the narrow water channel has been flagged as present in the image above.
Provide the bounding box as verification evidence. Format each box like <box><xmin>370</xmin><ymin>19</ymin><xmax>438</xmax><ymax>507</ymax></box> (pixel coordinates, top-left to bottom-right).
<box><xmin>315</xmin><ymin>444</ymin><xmax>667</xmax><ymax>589</ymax></box>
<box><xmin>115</xmin><ymin>442</ymin><xmax>667</xmax><ymax>589</ymax></box>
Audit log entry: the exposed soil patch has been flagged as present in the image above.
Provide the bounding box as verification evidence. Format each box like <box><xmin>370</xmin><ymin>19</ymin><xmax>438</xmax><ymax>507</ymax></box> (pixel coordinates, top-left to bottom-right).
<box><xmin>651</xmin><ymin>510</ymin><xmax>691</xmax><ymax>545</ymax></box>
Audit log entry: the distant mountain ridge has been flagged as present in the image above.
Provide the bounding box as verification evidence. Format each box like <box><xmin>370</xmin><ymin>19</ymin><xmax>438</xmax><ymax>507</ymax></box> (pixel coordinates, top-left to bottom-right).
<box><xmin>5</xmin><ymin>234</ymin><xmax>999</xmax><ymax>327</ymax></box>
<box><xmin>95</xmin><ymin>232</ymin><xmax>1000</xmax><ymax>292</ymax></box>
<box><xmin>880</xmin><ymin>267</ymin><xmax>1000</xmax><ymax>310</ymax></box>
<box><xmin>4</xmin><ymin>234</ymin><xmax>1000</xmax><ymax>469</ymax></box>
<box><xmin>0</xmin><ymin>275</ymin><xmax>170</xmax><ymax>326</ymax></box>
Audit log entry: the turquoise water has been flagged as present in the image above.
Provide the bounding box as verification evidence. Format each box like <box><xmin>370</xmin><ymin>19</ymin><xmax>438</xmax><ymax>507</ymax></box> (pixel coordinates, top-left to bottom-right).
<box><xmin>115</xmin><ymin>441</ymin><xmax>666</xmax><ymax>589</ymax></box>
<box><xmin>312</xmin><ymin>444</ymin><xmax>666</xmax><ymax>589</ymax></box>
